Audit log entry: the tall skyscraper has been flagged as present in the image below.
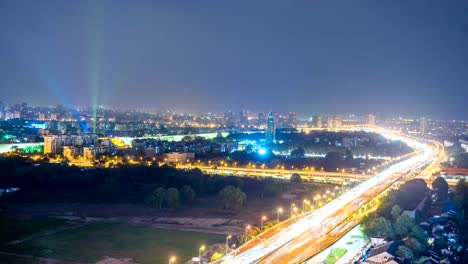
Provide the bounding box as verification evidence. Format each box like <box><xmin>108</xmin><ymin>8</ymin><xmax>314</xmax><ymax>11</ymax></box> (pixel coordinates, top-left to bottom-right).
<box><xmin>420</xmin><ymin>117</ymin><xmax>428</xmax><ymax>136</ymax></box>
<box><xmin>368</xmin><ymin>114</ymin><xmax>376</xmax><ymax>126</ymax></box>
<box><xmin>265</xmin><ymin>112</ymin><xmax>276</xmax><ymax>143</ymax></box>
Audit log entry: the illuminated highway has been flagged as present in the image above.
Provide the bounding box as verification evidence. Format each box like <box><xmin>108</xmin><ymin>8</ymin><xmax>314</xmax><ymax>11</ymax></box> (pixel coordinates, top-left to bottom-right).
<box><xmin>216</xmin><ymin>128</ymin><xmax>442</xmax><ymax>264</ymax></box>
<box><xmin>176</xmin><ymin>164</ymin><xmax>373</xmax><ymax>184</ymax></box>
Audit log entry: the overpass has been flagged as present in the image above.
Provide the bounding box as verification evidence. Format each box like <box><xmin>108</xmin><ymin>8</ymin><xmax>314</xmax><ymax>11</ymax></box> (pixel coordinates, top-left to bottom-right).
<box><xmin>176</xmin><ymin>164</ymin><xmax>373</xmax><ymax>184</ymax></box>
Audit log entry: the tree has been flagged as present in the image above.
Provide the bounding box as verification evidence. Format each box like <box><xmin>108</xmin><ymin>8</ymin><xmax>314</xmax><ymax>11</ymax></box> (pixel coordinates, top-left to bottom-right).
<box><xmin>344</xmin><ymin>148</ymin><xmax>354</xmax><ymax>161</ymax></box>
<box><xmin>145</xmin><ymin>187</ymin><xmax>167</xmax><ymax>208</ymax></box>
<box><xmin>432</xmin><ymin>177</ymin><xmax>449</xmax><ymax>201</ymax></box>
<box><xmin>290</xmin><ymin>148</ymin><xmax>305</xmax><ymax>158</ymax></box>
<box><xmin>324</xmin><ymin>151</ymin><xmax>344</xmax><ymax>171</ymax></box>
<box><xmin>165</xmin><ymin>188</ymin><xmax>180</xmax><ymax>208</ymax></box>
<box><xmin>290</xmin><ymin>173</ymin><xmax>302</xmax><ymax>183</ymax></box>
<box><xmin>180</xmin><ymin>185</ymin><xmax>196</xmax><ymax>203</ymax></box>
<box><xmin>181</xmin><ymin>136</ymin><xmax>192</xmax><ymax>142</ymax></box>
<box><xmin>396</xmin><ymin>245</ymin><xmax>415</xmax><ymax>260</ymax></box>
<box><xmin>454</xmin><ymin>179</ymin><xmax>468</xmax><ymax>212</ymax></box>
<box><xmin>434</xmin><ymin>237</ymin><xmax>446</xmax><ymax>248</ymax></box>
<box><xmin>99</xmin><ymin>178</ymin><xmax>119</xmax><ymax>197</ymax></box>
<box><xmin>219</xmin><ymin>185</ymin><xmax>247</xmax><ymax>210</ymax></box>
<box><xmin>396</xmin><ymin>179</ymin><xmax>428</xmax><ymax>210</ymax></box>
<box><xmin>391</xmin><ymin>205</ymin><xmax>402</xmax><ymax>220</ymax></box>
<box><xmin>361</xmin><ymin>216</ymin><xmax>394</xmax><ymax>239</ymax></box>
<box><xmin>405</xmin><ymin>236</ymin><xmax>426</xmax><ymax>255</ymax></box>
<box><xmin>394</xmin><ymin>214</ymin><xmax>416</xmax><ymax>238</ymax></box>
<box><xmin>410</xmin><ymin>225</ymin><xmax>428</xmax><ymax>245</ymax></box>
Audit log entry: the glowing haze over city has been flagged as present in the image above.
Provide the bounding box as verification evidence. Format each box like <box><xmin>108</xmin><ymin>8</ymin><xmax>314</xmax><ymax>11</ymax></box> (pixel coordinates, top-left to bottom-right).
<box><xmin>0</xmin><ymin>1</ymin><xmax>467</xmax><ymax>264</ymax></box>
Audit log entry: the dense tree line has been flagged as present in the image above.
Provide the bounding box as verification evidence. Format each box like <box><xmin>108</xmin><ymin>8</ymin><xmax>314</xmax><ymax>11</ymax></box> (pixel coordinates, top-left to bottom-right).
<box><xmin>0</xmin><ymin>157</ymin><xmax>289</xmax><ymax>210</ymax></box>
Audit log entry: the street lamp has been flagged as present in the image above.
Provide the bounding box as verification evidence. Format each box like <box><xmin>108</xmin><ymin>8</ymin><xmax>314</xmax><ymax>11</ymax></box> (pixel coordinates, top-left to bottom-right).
<box><xmin>169</xmin><ymin>256</ymin><xmax>176</xmax><ymax>264</ymax></box>
<box><xmin>225</xmin><ymin>235</ymin><xmax>231</xmax><ymax>254</ymax></box>
<box><xmin>277</xmin><ymin>207</ymin><xmax>283</xmax><ymax>223</ymax></box>
<box><xmin>199</xmin><ymin>245</ymin><xmax>205</xmax><ymax>263</ymax></box>
<box><xmin>290</xmin><ymin>203</ymin><xmax>296</xmax><ymax>218</ymax></box>
<box><xmin>261</xmin><ymin>216</ymin><xmax>267</xmax><ymax>230</ymax></box>
<box><xmin>244</xmin><ymin>225</ymin><xmax>251</xmax><ymax>240</ymax></box>
<box><xmin>302</xmin><ymin>199</ymin><xmax>309</xmax><ymax>212</ymax></box>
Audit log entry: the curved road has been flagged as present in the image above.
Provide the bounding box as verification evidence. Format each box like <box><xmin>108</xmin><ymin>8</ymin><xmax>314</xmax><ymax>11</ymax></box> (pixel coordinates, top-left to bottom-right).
<box><xmin>217</xmin><ymin>128</ymin><xmax>442</xmax><ymax>264</ymax></box>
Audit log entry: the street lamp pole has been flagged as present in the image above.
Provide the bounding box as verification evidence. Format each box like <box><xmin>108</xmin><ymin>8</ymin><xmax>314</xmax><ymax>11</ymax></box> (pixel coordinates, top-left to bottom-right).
<box><xmin>290</xmin><ymin>203</ymin><xmax>295</xmax><ymax>218</ymax></box>
<box><xmin>169</xmin><ymin>256</ymin><xmax>176</xmax><ymax>264</ymax></box>
<box><xmin>225</xmin><ymin>235</ymin><xmax>231</xmax><ymax>254</ymax></box>
<box><xmin>199</xmin><ymin>245</ymin><xmax>205</xmax><ymax>264</ymax></box>
<box><xmin>277</xmin><ymin>207</ymin><xmax>283</xmax><ymax>223</ymax></box>
<box><xmin>261</xmin><ymin>216</ymin><xmax>267</xmax><ymax>230</ymax></box>
<box><xmin>245</xmin><ymin>225</ymin><xmax>251</xmax><ymax>240</ymax></box>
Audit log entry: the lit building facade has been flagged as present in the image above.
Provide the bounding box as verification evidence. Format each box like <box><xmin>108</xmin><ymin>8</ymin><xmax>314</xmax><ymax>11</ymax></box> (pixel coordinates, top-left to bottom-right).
<box><xmin>166</xmin><ymin>152</ymin><xmax>195</xmax><ymax>163</ymax></box>
<box><xmin>420</xmin><ymin>117</ymin><xmax>428</xmax><ymax>136</ymax></box>
<box><xmin>44</xmin><ymin>135</ymin><xmax>63</xmax><ymax>155</ymax></box>
<box><xmin>265</xmin><ymin>112</ymin><xmax>276</xmax><ymax>143</ymax></box>
<box><xmin>314</xmin><ymin>115</ymin><xmax>322</xmax><ymax>128</ymax></box>
<box><xmin>368</xmin><ymin>114</ymin><xmax>376</xmax><ymax>126</ymax></box>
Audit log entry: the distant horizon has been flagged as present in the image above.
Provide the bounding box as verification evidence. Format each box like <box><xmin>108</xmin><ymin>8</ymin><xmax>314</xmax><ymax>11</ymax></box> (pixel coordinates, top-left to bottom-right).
<box><xmin>1</xmin><ymin>1</ymin><xmax>468</xmax><ymax>120</ymax></box>
<box><xmin>1</xmin><ymin>100</ymin><xmax>465</xmax><ymax>121</ymax></box>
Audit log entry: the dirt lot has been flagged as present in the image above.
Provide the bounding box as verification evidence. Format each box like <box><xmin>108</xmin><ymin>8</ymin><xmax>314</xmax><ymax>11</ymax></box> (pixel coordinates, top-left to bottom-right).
<box><xmin>1</xmin><ymin>182</ymin><xmax>336</xmax><ymax>236</ymax></box>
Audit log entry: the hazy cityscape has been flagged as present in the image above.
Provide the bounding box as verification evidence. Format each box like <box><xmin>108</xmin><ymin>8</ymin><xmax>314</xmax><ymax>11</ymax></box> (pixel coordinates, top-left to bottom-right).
<box><xmin>1</xmin><ymin>1</ymin><xmax>467</xmax><ymax>264</ymax></box>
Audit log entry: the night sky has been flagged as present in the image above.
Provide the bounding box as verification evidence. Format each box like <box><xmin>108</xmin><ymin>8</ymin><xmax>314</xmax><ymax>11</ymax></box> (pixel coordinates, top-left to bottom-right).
<box><xmin>1</xmin><ymin>1</ymin><xmax>467</xmax><ymax>119</ymax></box>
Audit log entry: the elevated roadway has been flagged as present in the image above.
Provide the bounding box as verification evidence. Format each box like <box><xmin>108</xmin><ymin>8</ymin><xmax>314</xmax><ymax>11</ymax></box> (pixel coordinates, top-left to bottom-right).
<box><xmin>217</xmin><ymin>128</ymin><xmax>443</xmax><ymax>264</ymax></box>
<box><xmin>176</xmin><ymin>165</ymin><xmax>373</xmax><ymax>184</ymax></box>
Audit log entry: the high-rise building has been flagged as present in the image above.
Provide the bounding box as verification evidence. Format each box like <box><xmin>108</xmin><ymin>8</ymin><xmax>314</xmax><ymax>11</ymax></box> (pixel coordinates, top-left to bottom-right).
<box><xmin>287</xmin><ymin>112</ymin><xmax>297</xmax><ymax>127</ymax></box>
<box><xmin>420</xmin><ymin>117</ymin><xmax>428</xmax><ymax>136</ymax></box>
<box><xmin>327</xmin><ymin>115</ymin><xmax>342</xmax><ymax>129</ymax></box>
<box><xmin>327</xmin><ymin>116</ymin><xmax>334</xmax><ymax>129</ymax></box>
<box><xmin>239</xmin><ymin>111</ymin><xmax>248</xmax><ymax>127</ymax></box>
<box><xmin>224</xmin><ymin>111</ymin><xmax>235</xmax><ymax>127</ymax></box>
<box><xmin>314</xmin><ymin>115</ymin><xmax>322</xmax><ymax>128</ymax></box>
<box><xmin>333</xmin><ymin>116</ymin><xmax>342</xmax><ymax>129</ymax></box>
<box><xmin>265</xmin><ymin>112</ymin><xmax>276</xmax><ymax>143</ymax></box>
<box><xmin>63</xmin><ymin>146</ymin><xmax>79</xmax><ymax>160</ymax></box>
<box><xmin>50</xmin><ymin>113</ymin><xmax>58</xmax><ymax>121</ymax></box>
<box><xmin>368</xmin><ymin>114</ymin><xmax>376</xmax><ymax>126</ymax></box>
<box><xmin>44</xmin><ymin>135</ymin><xmax>63</xmax><ymax>155</ymax></box>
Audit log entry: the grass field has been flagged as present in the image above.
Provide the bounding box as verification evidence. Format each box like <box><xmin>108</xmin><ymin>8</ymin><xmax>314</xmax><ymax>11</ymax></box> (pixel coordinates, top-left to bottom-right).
<box><xmin>324</xmin><ymin>248</ymin><xmax>348</xmax><ymax>264</ymax></box>
<box><xmin>0</xmin><ymin>221</ymin><xmax>224</xmax><ymax>264</ymax></box>
<box><xmin>0</xmin><ymin>254</ymin><xmax>38</xmax><ymax>264</ymax></box>
<box><xmin>0</xmin><ymin>217</ymin><xmax>67</xmax><ymax>244</ymax></box>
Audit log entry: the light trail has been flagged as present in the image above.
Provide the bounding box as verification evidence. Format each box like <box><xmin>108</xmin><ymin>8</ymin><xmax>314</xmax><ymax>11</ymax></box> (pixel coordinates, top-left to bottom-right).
<box><xmin>217</xmin><ymin>128</ymin><xmax>440</xmax><ymax>264</ymax></box>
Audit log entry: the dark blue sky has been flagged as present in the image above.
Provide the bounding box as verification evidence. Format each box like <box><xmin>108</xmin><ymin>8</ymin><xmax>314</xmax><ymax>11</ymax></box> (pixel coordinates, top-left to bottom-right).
<box><xmin>1</xmin><ymin>0</ymin><xmax>467</xmax><ymax>119</ymax></box>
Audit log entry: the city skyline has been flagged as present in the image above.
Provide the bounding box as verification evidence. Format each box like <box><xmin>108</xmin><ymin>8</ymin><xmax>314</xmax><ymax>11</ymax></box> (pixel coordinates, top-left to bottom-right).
<box><xmin>1</xmin><ymin>2</ymin><xmax>467</xmax><ymax>264</ymax></box>
<box><xmin>1</xmin><ymin>1</ymin><xmax>468</xmax><ymax>119</ymax></box>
